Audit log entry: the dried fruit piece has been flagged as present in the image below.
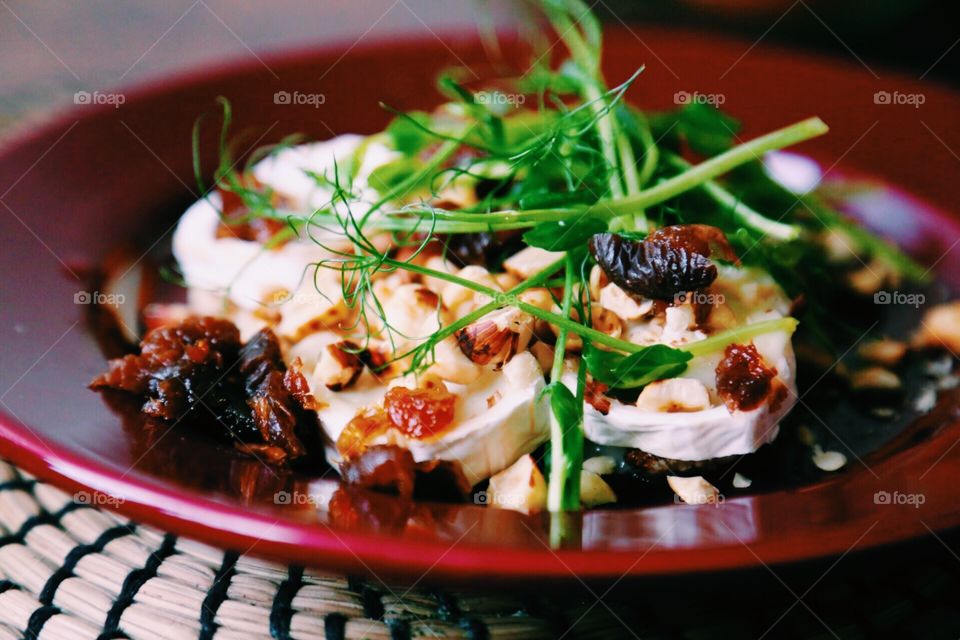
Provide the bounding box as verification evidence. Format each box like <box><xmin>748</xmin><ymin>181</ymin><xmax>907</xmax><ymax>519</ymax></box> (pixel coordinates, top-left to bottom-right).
<box><xmin>589</xmin><ymin>225</ymin><xmax>736</xmax><ymax>300</ymax></box>
<box><xmin>715</xmin><ymin>343</ymin><xmax>777</xmax><ymax>412</ymax></box>
<box><xmin>384</xmin><ymin>380</ymin><xmax>458</xmax><ymax>439</ymax></box>
<box><xmin>339</xmin><ymin>445</ymin><xmax>470</xmax><ymax>500</ymax></box>
<box><xmin>91</xmin><ymin>317</ymin><xmax>318</xmax><ymax>463</ymax></box>
<box><xmin>215</xmin><ymin>174</ymin><xmax>290</xmax><ymax>245</ymax></box>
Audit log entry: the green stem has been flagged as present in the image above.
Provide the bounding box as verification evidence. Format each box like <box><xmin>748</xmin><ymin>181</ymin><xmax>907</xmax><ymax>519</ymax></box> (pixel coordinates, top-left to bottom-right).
<box><xmin>391</xmin><ymin>117</ymin><xmax>829</xmax><ymax>229</ymax></box>
<box><xmin>587</xmin><ymin>117</ymin><xmax>829</xmax><ymax>219</ymax></box>
<box><xmin>383</xmin><ymin>257</ymin><xmax>798</xmax><ymax>359</ymax></box>
<box><xmin>547</xmin><ymin>254</ymin><xmax>578</xmax><ymax>512</ymax></box>
<box><xmin>359</xmin><ymin>130</ymin><xmax>469</xmax><ymax>228</ymax></box>
<box><xmin>664</xmin><ymin>153</ymin><xmax>801</xmax><ymax>241</ymax></box>
<box><xmin>392</xmin><ymin>258</ymin><xmax>565</xmax><ymax>365</ymax></box>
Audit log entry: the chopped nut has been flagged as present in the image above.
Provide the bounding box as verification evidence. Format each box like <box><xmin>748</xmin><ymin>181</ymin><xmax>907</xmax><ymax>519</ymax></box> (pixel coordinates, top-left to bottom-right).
<box><xmin>442</xmin><ymin>266</ymin><xmax>502</xmax><ymax>318</ymax></box>
<box><xmin>553</xmin><ymin>306</ymin><xmax>622</xmax><ymax>351</ymax></box>
<box><xmin>598</xmin><ymin>283</ymin><xmax>653</xmax><ymax>320</ymax></box>
<box><xmin>912</xmin><ymin>301</ymin><xmax>960</xmax><ymax>354</ymax></box>
<box><xmin>455</xmin><ymin>307</ymin><xmax>533</xmax><ymax>367</ymax></box>
<box><xmin>583</xmin><ymin>455</ymin><xmax>616</xmax><ymax>475</ymax></box>
<box><xmin>913</xmin><ymin>386</ymin><xmax>938</xmax><ymax>413</ymax></box>
<box><xmin>503</xmin><ymin>246</ymin><xmax>564</xmax><ymax>279</ymax></box>
<box><xmin>529</xmin><ymin>341</ymin><xmax>555</xmax><ymax>374</ymax></box>
<box><xmin>667</xmin><ymin>476</ymin><xmax>721</xmax><ymax>505</ymax></box>
<box><xmin>486</xmin><ymin>454</ymin><xmax>547</xmax><ymax>514</ymax></box>
<box><xmin>588</xmin><ymin>264</ymin><xmax>609</xmax><ymax>301</ymax></box>
<box><xmin>847</xmin><ymin>258</ymin><xmax>895</xmax><ymax>296</ymax></box>
<box><xmin>425</xmin><ymin>337</ymin><xmax>482</xmax><ymax>385</ymax></box>
<box><xmin>858</xmin><ymin>339</ymin><xmax>908</xmax><ymax>367</ymax></box>
<box><xmin>315</xmin><ymin>341</ymin><xmax>365</xmax><ymax>391</ymax></box>
<box><xmin>580</xmin><ymin>471</ymin><xmax>617</xmax><ymax>507</ymax></box>
<box><xmin>636</xmin><ymin>378</ymin><xmax>711</xmax><ymax>413</ymax></box>
<box><xmin>811</xmin><ymin>446</ymin><xmax>847</xmax><ymax>472</ymax></box>
<box><xmin>849</xmin><ymin>366</ymin><xmax>901</xmax><ymax>391</ymax></box>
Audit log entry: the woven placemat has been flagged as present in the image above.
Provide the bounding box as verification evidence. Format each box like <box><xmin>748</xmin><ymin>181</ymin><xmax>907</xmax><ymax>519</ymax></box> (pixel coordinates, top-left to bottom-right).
<box><xmin>0</xmin><ymin>460</ymin><xmax>634</xmax><ymax>640</ymax></box>
<box><xmin>4</xmin><ymin>458</ymin><xmax>960</xmax><ymax>640</ymax></box>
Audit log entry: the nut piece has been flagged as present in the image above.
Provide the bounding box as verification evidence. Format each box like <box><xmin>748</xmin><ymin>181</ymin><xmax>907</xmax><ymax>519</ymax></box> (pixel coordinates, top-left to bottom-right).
<box><xmin>912</xmin><ymin>301</ymin><xmax>960</xmax><ymax>354</ymax></box>
<box><xmin>583</xmin><ymin>455</ymin><xmax>616</xmax><ymax>476</ymax></box>
<box><xmin>503</xmin><ymin>246</ymin><xmax>564</xmax><ymax>279</ymax></box>
<box><xmin>426</xmin><ymin>337</ymin><xmax>483</xmax><ymax>385</ymax></box>
<box><xmin>732</xmin><ymin>473</ymin><xmax>752</xmax><ymax>489</ymax></box>
<box><xmin>849</xmin><ymin>366</ymin><xmax>901</xmax><ymax>391</ymax></box>
<box><xmin>314</xmin><ymin>341</ymin><xmax>366</xmax><ymax>391</ymax></box>
<box><xmin>378</xmin><ymin>283</ymin><xmax>447</xmax><ymax>347</ymax></box>
<box><xmin>667</xmin><ymin>475</ymin><xmax>721</xmax><ymax>505</ymax></box>
<box><xmin>552</xmin><ymin>306</ymin><xmax>622</xmax><ymax>351</ymax></box>
<box><xmin>442</xmin><ymin>265</ymin><xmax>503</xmax><ymax>319</ymax></box>
<box><xmin>812</xmin><ymin>446</ymin><xmax>847</xmax><ymax>472</ymax></box>
<box><xmin>858</xmin><ymin>339</ymin><xmax>908</xmax><ymax>367</ymax></box>
<box><xmin>455</xmin><ymin>307</ymin><xmax>532</xmax><ymax>367</ymax></box>
<box><xmin>580</xmin><ymin>471</ymin><xmax>617</xmax><ymax>507</ymax></box>
<box><xmin>486</xmin><ymin>454</ymin><xmax>547</xmax><ymax>514</ymax></box>
<box><xmin>636</xmin><ymin>378</ymin><xmax>711</xmax><ymax>413</ymax></box>
<box><xmin>598</xmin><ymin>283</ymin><xmax>653</xmax><ymax>320</ymax></box>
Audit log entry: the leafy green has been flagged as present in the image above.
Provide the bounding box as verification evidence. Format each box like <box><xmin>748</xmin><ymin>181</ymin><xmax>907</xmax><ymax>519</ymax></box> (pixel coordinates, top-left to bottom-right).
<box><xmin>386</xmin><ymin>111</ymin><xmax>432</xmax><ymax>155</ymax></box>
<box><xmin>583</xmin><ymin>344</ymin><xmax>692</xmax><ymax>389</ymax></box>
<box><xmin>547</xmin><ymin>381</ymin><xmax>583</xmax><ymax>511</ymax></box>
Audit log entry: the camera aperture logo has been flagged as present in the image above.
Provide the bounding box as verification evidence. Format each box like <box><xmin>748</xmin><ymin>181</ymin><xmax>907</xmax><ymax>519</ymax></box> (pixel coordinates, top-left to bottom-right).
<box><xmin>674</xmin><ymin>90</ymin><xmax>725</xmax><ymax>107</ymax></box>
<box><xmin>74</xmin><ymin>91</ymin><xmax>125</xmax><ymax>109</ymax></box>
<box><xmin>674</xmin><ymin>290</ymin><xmax>725</xmax><ymax>306</ymax></box>
<box><xmin>273</xmin><ymin>91</ymin><xmax>326</xmax><ymax>108</ymax></box>
<box><xmin>873</xmin><ymin>90</ymin><xmax>925</xmax><ymax>109</ymax></box>
<box><xmin>474</xmin><ymin>91</ymin><xmax>526</xmax><ymax>108</ymax></box>
<box><xmin>274</xmin><ymin>490</ymin><xmax>323</xmax><ymax>506</ymax></box>
<box><xmin>873</xmin><ymin>290</ymin><xmax>924</xmax><ymax>308</ymax></box>
<box><xmin>673</xmin><ymin>491</ymin><xmax>725</xmax><ymax>507</ymax></box>
<box><xmin>473</xmin><ymin>489</ymin><xmax>524</xmax><ymax>509</ymax></box>
<box><xmin>873</xmin><ymin>490</ymin><xmax>925</xmax><ymax>509</ymax></box>
<box><xmin>74</xmin><ymin>491</ymin><xmax>124</xmax><ymax>507</ymax></box>
<box><xmin>74</xmin><ymin>290</ymin><xmax>125</xmax><ymax>307</ymax></box>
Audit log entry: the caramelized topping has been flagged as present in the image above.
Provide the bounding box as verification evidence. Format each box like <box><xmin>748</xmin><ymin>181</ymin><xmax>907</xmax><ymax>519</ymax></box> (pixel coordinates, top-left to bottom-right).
<box><xmin>215</xmin><ymin>175</ymin><xmax>290</xmax><ymax>245</ymax></box>
<box><xmin>384</xmin><ymin>379</ymin><xmax>457</xmax><ymax>439</ymax></box>
<box><xmin>585</xmin><ymin>380</ymin><xmax>612</xmax><ymax>415</ymax></box>
<box><xmin>91</xmin><ymin>317</ymin><xmax>319</xmax><ymax>463</ymax></box>
<box><xmin>715</xmin><ymin>343</ymin><xmax>778</xmax><ymax>412</ymax></box>
<box><xmin>339</xmin><ymin>445</ymin><xmax>470</xmax><ymax>500</ymax></box>
<box><xmin>336</xmin><ymin>379</ymin><xmax>458</xmax><ymax>458</ymax></box>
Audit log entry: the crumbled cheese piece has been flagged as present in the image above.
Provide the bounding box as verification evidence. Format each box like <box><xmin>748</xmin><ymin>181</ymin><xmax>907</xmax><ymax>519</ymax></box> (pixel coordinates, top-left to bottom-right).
<box><xmin>667</xmin><ymin>475</ymin><xmax>721</xmax><ymax>505</ymax></box>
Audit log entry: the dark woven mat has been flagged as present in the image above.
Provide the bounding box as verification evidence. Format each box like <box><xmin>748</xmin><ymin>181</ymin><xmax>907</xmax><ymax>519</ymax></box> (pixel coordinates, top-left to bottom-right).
<box><xmin>2</xmin><ymin>460</ymin><xmax>960</xmax><ymax>639</ymax></box>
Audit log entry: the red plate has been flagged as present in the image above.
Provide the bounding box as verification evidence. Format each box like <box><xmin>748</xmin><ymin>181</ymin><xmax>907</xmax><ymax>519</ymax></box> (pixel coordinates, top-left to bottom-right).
<box><xmin>1</xmin><ymin>27</ymin><xmax>959</xmax><ymax>581</ymax></box>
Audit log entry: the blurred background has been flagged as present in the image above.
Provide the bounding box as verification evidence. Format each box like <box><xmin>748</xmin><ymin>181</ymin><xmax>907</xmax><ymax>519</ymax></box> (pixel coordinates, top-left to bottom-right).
<box><xmin>0</xmin><ymin>0</ymin><xmax>956</xmax><ymax>133</ymax></box>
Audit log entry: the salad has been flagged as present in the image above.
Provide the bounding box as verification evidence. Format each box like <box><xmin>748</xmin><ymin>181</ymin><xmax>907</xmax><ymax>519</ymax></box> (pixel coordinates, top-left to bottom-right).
<box><xmin>92</xmin><ymin>0</ymin><xmax>954</xmax><ymax>515</ymax></box>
